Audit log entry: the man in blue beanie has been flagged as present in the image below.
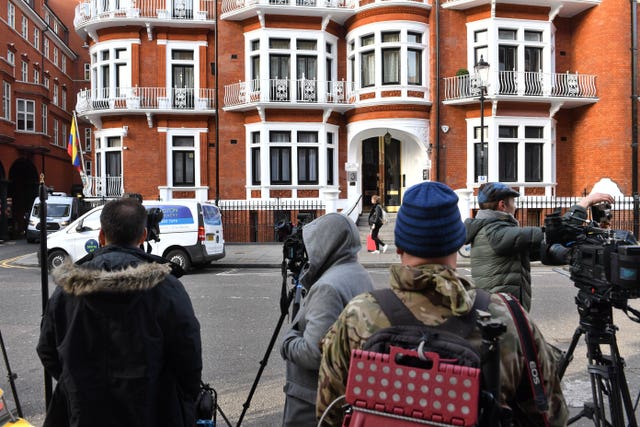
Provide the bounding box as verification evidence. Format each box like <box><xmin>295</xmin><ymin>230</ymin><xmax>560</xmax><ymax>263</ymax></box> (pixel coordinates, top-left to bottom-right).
<box><xmin>317</xmin><ymin>181</ymin><xmax>568</xmax><ymax>427</ymax></box>
<box><xmin>465</xmin><ymin>182</ymin><xmax>613</xmax><ymax>311</ymax></box>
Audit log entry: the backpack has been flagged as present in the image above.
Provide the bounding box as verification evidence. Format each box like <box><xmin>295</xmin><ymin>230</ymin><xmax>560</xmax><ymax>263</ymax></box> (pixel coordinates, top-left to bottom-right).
<box><xmin>343</xmin><ymin>289</ymin><xmax>549</xmax><ymax>427</ymax></box>
<box><xmin>342</xmin><ymin>288</ymin><xmax>496</xmax><ymax>427</ymax></box>
<box><xmin>381</xmin><ymin>207</ymin><xmax>389</xmax><ymax>224</ymax></box>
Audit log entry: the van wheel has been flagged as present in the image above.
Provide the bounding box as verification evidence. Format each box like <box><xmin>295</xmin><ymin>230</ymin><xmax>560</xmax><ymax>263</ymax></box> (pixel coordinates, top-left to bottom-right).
<box><xmin>48</xmin><ymin>250</ymin><xmax>68</xmax><ymax>270</ymax></box>
<box><xmin>166</xmin><ymin>249</ymin><xmax>191</xmax><ymax>271</ymax></box>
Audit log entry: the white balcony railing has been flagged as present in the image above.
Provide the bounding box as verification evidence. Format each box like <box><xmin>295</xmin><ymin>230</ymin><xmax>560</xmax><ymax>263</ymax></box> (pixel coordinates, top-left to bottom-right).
<box><xmin>76</xmin><ymin>87</ymin><xmax>215</xmax><ymax>113</ymax></box>
<box><xmin>224</xmin><ymin>79</ymin><xmax>354</xmax><ymax>107</ymax></box>
<box><xmin>443</xmin><ymin>71</ymin><xmax>597</xmax><ymax>101</ymax></box>
<box><xmin>222</xmin><ymin>0</ymin><xmax>430</xmax><ymax>14</ymax></box>
<box><xmin>74</xmin><ymin>0</ymin><xmax>216</xmax><ymax>27</ymax></box>
<box><xmin>83</xmin><ymin>175</ymin><xmax>124</xmax><ymax>198</ymax></box>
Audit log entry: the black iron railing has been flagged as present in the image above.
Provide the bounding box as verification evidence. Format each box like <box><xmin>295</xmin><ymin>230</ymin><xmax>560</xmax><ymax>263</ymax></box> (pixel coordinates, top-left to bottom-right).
<box><xmin>219</xmin><ymin>199</ymin><xmax>326</xmax><ymax>243</ymax></box>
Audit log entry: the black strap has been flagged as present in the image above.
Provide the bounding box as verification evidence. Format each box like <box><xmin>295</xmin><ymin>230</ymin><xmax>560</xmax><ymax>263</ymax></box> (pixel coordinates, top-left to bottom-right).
<box><xmin>371</xmin><ymin>288</ymin><xmax>491</xmax><ymax>338</ymax></box>
<box><xmin>497</xmin><ymin>293</ymin><xmax>550</xmax><ymax>424</ymax></box>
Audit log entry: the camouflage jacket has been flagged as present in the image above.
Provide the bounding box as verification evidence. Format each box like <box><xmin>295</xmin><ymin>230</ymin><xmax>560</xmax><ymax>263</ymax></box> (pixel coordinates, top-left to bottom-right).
<box><xmin>316</xmin><ymin>263</ymin><xmax>568</xmax><ymax>426</ymax></box>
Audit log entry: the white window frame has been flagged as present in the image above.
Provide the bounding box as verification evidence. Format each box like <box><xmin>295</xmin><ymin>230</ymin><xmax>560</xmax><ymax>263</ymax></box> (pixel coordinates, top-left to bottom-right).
<box><xmin>466</xmin><ymin>116</ymin><xmax>553</xmax><ymax>186</ymax></box>
<box><xmin>245</xmin><ymin>123</ymin><xmax>338</xmax><ymax>190</ymax></box>
<box><xmin>2</xmin><ymin>81</ymin><xmax>11</xmax><ymax>121</ymax></box>
<box><xmin>61</xmin><ymin>87</ymin><xmax>67</xmax><ymax>110</ymax></box>
<box><xmin>62</xmin><ymin>124</ymin><xmax>67</xmax><ymax>150</ymax></box>
<box><xmin>33</xmin><ymin>67</ymin><xmax>39</xmax><ymax>84</ymax></box>
<box><xmin>7</xmin><ymin>50</ymin><xmax>15</xmax><ymax>66</ymax></box>
<box><xmin>53</xmin><ymin>47</ymin><xmax>59</xmax><ymax>67</ymax></box>
<box><xmin>84</xmin><ymin>63</ymin><xmax>90</xmax><ymax>81</ymax></box>
<box><xmin>466</xmin><ymin>19</ymin><xmax>552</xmax><ymax>93</ymax></box>
<box><xmin>44</xmin><ymin>38</ymin><xmax>49</xmax><ymax>59</ymax></box>
<box><xmin>21</xmin><ymin>62</ymin><xmax>28</xmax><ymax>82</ymax></box>
<box><xmin>16</xmin><ymin>99</ymin><xmax>35</xmax><ymax>132</ymax></box>
<box><xmin>8</xmin><ymin>2</ymin><xmax>15</xmax><ymax>29</ymax></box>
<box><xmin>94</xmin><ymin>130</ymin><xmax>125</xmax><ymax>182</ymax></box>
<box><xmin>346</xmin><ymin>22</ymin><xmax>428</xmax><ymax>91</ymax></box>
<box><xmin>53</xmin><ymin>84</ymin><xmax>58</xmax><ymax>105</ymax></box>
<box><xmin>84</xmin><ymin>127</ymin><xmax>92</xmax><ymax>151</ymax></box>
<box><xmin>33</xmin><ymin>27</ymin><xmax>40</xmax><ymax>50</ymax></box>
<box><xmin>53</xmin><ymin>118</ymin><xmax>59</xmax><ymax>145</ymax></box>
<box><xmin>91</xmin><ymin>42</ymin><xmax>133</xmax><ymax>99</ymax></box>
<box><xmin>41</xmin><ymin>104</ymin><xmax>47</xmax><ymax>134</ymax></box>
<box><xmin>21</xmin><ymin>16</ymin><xmax>28</xmax><ymax>39</ymax></box>
<box><xmin>244</xmin><ymin>30</ymin><xmax>338</xmax><ymax>103</ymax></box>
<box><xmin>164</xmin><ymin>129</ymin><xmax>202</xmax><ymax>188</ymax></box>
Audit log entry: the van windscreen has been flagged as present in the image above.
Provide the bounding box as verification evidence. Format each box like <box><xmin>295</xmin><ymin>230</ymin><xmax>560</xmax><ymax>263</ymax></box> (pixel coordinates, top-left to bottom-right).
<box><xmin>202</xmin><ymin>205</ymin><xmax>222</xmax><ymax>226</ymax></box>
<box><xmin>33</xmin><ymin>203</ymin><xmax>71</xmax><ymax>218</ymax></box>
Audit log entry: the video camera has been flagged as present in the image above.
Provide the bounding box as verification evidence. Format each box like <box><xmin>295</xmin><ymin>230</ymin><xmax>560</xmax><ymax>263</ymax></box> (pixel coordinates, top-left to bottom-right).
<box><xmin>275</xmin><ymin>213</ymin><xmax>313</xmax><ymax>277</ymax></box>
<box><xmin>542</xmin><ymin>203</ymin><xmax>640</xmax><ymax>300</ymax></box>
<box><xmin>122</xmin><ymin>192</ymin><xmax>163</xmax><ymax>243</ymax></box>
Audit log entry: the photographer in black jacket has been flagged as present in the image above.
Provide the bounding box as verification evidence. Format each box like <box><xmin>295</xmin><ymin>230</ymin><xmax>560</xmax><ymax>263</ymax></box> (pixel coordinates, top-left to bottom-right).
<box><xmin>37</xmin><ymin>198</ymin><xmax>202</xmax><ymax>427</ymax></box>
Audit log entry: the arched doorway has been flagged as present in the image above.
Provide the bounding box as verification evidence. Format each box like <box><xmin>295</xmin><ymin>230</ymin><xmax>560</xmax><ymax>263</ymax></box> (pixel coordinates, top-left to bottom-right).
<box><xmin>8</xmin><ymin>159</ymin><xmax>38</xmax><ymax>238</ymax></box>
<box><xmin>362</xmin><ymin>134</ymin><xmax>402</xmax><ymax>212</ymax></box>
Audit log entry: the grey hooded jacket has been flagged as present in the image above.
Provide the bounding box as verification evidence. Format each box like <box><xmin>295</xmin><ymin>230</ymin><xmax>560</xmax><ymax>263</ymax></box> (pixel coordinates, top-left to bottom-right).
<box><xmin>280</xmin><ymin>213</ymin><xmax>374</xmax><ymax>426</ymax></box>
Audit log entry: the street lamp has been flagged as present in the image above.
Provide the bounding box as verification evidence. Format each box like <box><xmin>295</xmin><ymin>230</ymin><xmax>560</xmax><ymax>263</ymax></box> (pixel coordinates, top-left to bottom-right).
<box><xmin>475</xmin><ymin>56</ymin><xmax>490</xmax><ymax>183</ymax></box>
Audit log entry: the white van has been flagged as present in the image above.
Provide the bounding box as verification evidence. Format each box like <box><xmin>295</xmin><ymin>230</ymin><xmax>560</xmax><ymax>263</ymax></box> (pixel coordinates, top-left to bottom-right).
<box><xmin>26</xmin><ymin>193</ymin><xmax>82</xmax><ymax>243</ymax></box>
<box><xmin>45</xmin><ymin>200</ymin><xmax>225</xmax><ymax>271</ymax></box>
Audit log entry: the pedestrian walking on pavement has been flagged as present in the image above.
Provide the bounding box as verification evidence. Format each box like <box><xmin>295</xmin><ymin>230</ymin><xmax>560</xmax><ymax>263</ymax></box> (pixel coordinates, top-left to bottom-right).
<box><xmin>280</xmin><ymin>213</ymin><xmax>374</xmax><ymax>427</ymax></box>
<box><xmin>37</xmin><ymin>198</ymin><xmax>202</xmax><ymax>427</ymax></box>
<box><xmin>368</xmin><ymin>195</ymin><xmax>388</xmax><ymax>254</ymax></box>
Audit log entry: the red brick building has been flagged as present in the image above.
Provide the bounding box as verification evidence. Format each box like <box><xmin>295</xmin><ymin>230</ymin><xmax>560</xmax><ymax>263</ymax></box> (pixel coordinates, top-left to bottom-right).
<box><xmin>3</xmin><ymin>0</ymin><xmax>639</xmax><ymax>238</ymax></box>
<box><xmin>0</xmin><ymin>0</ymin><xmax>90</xmax><ymax>239</ymax></box>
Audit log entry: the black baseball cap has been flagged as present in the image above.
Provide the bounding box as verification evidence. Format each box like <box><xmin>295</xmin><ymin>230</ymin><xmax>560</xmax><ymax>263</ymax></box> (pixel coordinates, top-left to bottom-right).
<box><xmin>478</xmin><ymin>182</ymin><xmax>520</xmax><ymax>203</ymax></box>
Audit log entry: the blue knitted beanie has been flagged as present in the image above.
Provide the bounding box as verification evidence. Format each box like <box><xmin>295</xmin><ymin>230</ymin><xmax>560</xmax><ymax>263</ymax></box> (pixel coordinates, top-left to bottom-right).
<box><xmin>394</xmin><ymin>181</ymin><xmax>466</xmax><ymax>258</ymax></box>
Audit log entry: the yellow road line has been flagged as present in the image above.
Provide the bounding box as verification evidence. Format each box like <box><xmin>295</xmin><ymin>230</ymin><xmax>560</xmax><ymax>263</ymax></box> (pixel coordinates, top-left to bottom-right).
<box><xmin>0</xmin><ymin>254</ymin><xmax>37</xmax><ymax>270</ymax></box>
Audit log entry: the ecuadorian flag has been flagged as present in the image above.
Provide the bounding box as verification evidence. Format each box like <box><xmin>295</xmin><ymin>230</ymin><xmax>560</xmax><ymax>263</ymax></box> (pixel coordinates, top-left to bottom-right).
<box><xmin>67</xmin><ymin>115</ymin><xmax>82</xmax><ymax>172</ymax></box>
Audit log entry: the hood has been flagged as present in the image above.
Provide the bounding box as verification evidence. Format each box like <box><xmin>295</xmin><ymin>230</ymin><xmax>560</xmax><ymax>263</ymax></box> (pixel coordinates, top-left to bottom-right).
<box><xmin>298</xmin><ymin>213</ymin><xmax>361</xmax><ymax>289</ymax></box>
<box><xmin>389</xmin><ymin>263</ymin><xmax>475</xmax><ymax>316</ymax></box>
<box><xmin>464</xmin><ymin>209</ymin><xmax>517</xmax><ymax>243</ymax></box>
<box><xmin>52</xmin><ymin>252</ymin><xmax>171</xmax><ymax>297</ymax></box>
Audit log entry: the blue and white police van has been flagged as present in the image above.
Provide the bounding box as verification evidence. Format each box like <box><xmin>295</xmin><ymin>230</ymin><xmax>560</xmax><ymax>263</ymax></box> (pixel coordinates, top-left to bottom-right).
<box><xmin>45</xmin><ymin>200</ymin><xmax>225</xmax><ymax>271</ymax></box>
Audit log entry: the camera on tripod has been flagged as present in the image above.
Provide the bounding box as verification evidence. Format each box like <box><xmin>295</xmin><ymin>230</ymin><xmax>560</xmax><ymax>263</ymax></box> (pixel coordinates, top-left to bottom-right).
<box><xmin>122</xmin><ymin>193</ymin><xmax>163</xmax><ymax>243</ymax></box>
<box><xmin>275</xmin><ymin>212</ymin><xmax>313</xmax><ymax>277</ymax></box>
<box><xmin>146</xmin><ymin>207</ymin><xmax>163</xmax><ymax>243</ymax></box>
<box><xmin>542</xmin><ymin>204</ymin><xmax>640</xmax><ymax>300</ymax></box>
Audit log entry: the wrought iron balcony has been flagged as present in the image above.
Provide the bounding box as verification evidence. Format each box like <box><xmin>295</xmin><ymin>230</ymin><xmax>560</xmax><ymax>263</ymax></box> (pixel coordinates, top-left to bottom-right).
<box><xmin>443</xmin><ymin>71</ymin><xmax>597</xmax><ymax>106</ymax></box>
<box><xmin>83</xmin><ymin>175</ymin><xmax>124</xmax><ymax>198</ymax></box>
<box><xmin>76</xmin><ymin>87</ymin><xmax>216</xmax><ymax>114</ymax></box>
<box><xmin>74</xmin><ymin>0</ymin><xmax>215</xmax><ymax>29</ymax></box>
<box><xmin>224</xmin><ymin>78</ymin><xmax>355</xmax><ymax>109</ymax></box>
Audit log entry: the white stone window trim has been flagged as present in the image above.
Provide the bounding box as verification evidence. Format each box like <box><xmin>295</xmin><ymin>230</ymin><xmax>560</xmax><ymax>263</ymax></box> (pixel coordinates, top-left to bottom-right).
<box><xmin>245</xmin><ymin>122</ymin><xmax>339</xmax><ymax>197</ymax></box>
<box><xmin>346</xmin><ymin>21</ymin><xmax>429</xmax><ymax>91</ymax></box>
<box><xmin>465</xmin><ymin>116</ymin><xmax>554</xmax><ymax>187</ymax></box>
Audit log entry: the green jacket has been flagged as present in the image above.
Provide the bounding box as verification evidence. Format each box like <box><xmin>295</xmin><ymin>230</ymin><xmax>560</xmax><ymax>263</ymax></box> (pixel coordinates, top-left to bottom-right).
<box><xmin>316</xmin><ymin>264</ymin><xmax>568</xmax><ymax>427</ymax></box>
<box><xmin>464</xmin><ymin>210</ymin><xmax>543</xmax><ymax>311</ymax></box>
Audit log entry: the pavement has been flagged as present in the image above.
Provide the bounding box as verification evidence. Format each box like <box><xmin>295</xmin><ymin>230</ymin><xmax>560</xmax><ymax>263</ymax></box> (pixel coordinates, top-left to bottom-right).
<box><xmin>11</xmin><ymin>241</ymin><xmax>473</xmax><ymax>269</ymax></box>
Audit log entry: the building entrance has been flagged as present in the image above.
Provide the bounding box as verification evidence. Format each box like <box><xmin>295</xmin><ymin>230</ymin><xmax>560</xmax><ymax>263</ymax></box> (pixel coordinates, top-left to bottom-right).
<box><xmin>362</xmin><ymin>135</ymin><xmax>401</xmax><ymax>212</ymax></box>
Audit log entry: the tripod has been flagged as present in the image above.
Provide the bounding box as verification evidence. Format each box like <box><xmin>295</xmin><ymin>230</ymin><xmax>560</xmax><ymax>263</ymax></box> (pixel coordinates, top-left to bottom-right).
<box><xmin>557</xmin><ymin>289</ymin><xmax>639</xmax><ymax>427</ymax></box>
<box><xmin>235</xmin><ymin>259</ymin><xmax>304</xmax><ymax>427</ymax></box>
<box><xmin>0</xmin><ymin>326</ymin><xmax>23</xmax><ymax>418</ymax></box>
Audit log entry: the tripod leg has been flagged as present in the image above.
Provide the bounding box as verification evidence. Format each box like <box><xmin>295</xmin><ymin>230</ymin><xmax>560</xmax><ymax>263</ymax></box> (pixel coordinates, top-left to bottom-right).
<box><xmin>558</xmin><ymin>325</ymin><xmax>583</xmax><ymax>380</ymax></box>
<box><xmin>236</xmin><ymin>287</ymin><xmax>295</xmax><ymax>427</ymax></box>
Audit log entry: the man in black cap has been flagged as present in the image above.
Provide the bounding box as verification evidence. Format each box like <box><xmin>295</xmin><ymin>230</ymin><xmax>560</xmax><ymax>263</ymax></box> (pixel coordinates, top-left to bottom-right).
<box><xmin>464</xmin><ymin>182</ymin><xmax>613</xmax><ymax>311</ymax></box>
